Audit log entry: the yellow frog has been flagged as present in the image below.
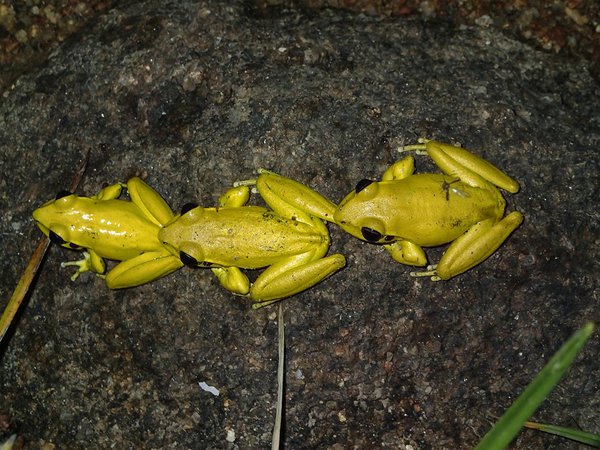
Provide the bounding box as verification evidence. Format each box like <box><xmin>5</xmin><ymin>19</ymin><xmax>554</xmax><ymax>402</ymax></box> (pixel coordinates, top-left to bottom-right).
<box><xmin>32</xmin><ymin>177</ymin><xmax>183</xmax><ymax>288</ymax></box>
<box><xmin>334</xmin><ymin>139</ymin><xmax>523</xmax><ymax>281</ymax></box>
<box><xmin>159</xmin><ymin>171</ymin><xmax>346</xmax><ymax>308</ymax></box>
<box><xmin>332</xmin><ymin>139</ymin><xmax>523</xmax><ymax>281</ymax></box>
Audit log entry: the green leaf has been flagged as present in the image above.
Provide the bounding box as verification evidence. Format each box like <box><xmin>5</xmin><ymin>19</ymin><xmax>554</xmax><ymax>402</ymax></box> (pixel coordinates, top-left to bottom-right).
<box><xmin>474</xmin><ymin>322</ymin><xmax>595</xmax><ymax>450</ymax></box>
<box><xmin>524</xmin><ymin>421</ymin><xmax>600</xmax><ymax>447</ymax></box>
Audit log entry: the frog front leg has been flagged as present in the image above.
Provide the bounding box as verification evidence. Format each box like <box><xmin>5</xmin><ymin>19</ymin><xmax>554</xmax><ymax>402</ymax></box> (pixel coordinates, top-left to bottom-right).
<box><xmin>384</xmin><ymin>240</ymin><xmax>427</xmax><ymax>267</ymax></box>
<box><xmin>61</xmin><ymin>249</ymin><xmax>106</xmax><ymax>280</ymax></box>
<box><xmin>94</xmin><ymin>183</ymin><xmax>125</xmax><ymax>200</ymax></box>
<box><xmin>218</xmin><ymin>185</ymin><xmax>250</xmax><ymax>208</ymax></box>
<box><xmin>401</xmin><ymin>138</ymin><xmax>520</xmax><ymax>193</ymax></box>
<box><xmin>381</xmin><ymin>155</ymin><xmax>415</xmax><ymax>181</ymax></box>
<box><xmin>211</xmin><ymin>267</ymin><xmax>250</xmax><ymax>295</ymax></box>
<box><xmin>249</xmin><ymin>250</ymin><xmax>346</xmax><ymax>308</ymax></box>
<box><xmin>411</xmin><ymin>211</ymin><xmax>524</xmax><ymax>281</ymax></box>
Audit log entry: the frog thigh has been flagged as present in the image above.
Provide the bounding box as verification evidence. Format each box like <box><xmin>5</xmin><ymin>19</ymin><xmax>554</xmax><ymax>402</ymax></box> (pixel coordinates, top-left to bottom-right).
<box><xmin>381</xmin><ymin>156</ymin><xmax>415</xmax><ymax>181</ymax></box>
<box><xmin>105</xmin><ymin>251</ymin><xmax>183</xmax><ymax>289</ymax></box>
<box><xmin>425</xmin><ymin>141</ymin><xmax>520</xmax><ymax>193</ymax></box>
<box><xmin>256</xmin><ymin>170</ymin><xmax>338</xmax><ymax>223</ymax></box>
<box><xmin>250</xmin><ymin>252</ymin><xmax>346</xmax><ymax>307</ymax></box>
<box><xmin>384</xmin><ymin>240</ymin><xmax>427</xmax><ymax>266</ymax></box>
<box><xmin>436</xmin><ymin>211</ymin><xmax>523</xmax><ymax>280</ymax></box>
<box><xmin>211</xmin><ymin>267</ymin><xmax>250</xmax><ymax>295</ymax></box>
<box><xmin>127</xmin><ymin>177</ymin><xmax>175</xmax><ymax>226</ymax></box>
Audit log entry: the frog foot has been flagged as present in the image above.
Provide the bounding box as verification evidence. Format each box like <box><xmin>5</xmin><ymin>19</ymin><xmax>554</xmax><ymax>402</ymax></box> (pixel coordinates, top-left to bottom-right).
<box><xmin>233</xmin><ymin>178</ymin><xmax>258</xmax><ymax>188</ymax></box>
<box><xmin>232</xmin><ymin>178</ymin><xmax>259</xmax><ymax>195</ymax></box>
<box><xmin>233</xmin><ymin>168</ymin><xmax>272</xmax><ymax>189</ymax></box>
<box><xmin>409</xmin><ymin>264</ymin><xmax>442</xmax><ymax>282</ymax></box>
<box><xmin>61</xmin><ymin>252</ymin><xmax>93</xmax><ymax>281</ymax></box>
<box><xmin>398</xmin><ymin>137</ymin><xmax>431</xmax><ymax>155</ymax></box>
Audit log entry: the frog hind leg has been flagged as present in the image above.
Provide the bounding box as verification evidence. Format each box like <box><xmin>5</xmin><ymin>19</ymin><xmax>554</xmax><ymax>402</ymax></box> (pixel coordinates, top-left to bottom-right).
<box><xmin>105</xmin><ymin>251</ymin><xmax>183</xmax><ymax>288</ymax></box>
<box><xmin>211</xmin><ymin>267</ymin><xmax>251</xmax><ymax>295</ymax></box>
<box><xmin>384</xmin><ymin>240</ymin><xmax>427</xmax><ymax>266</ymax></box>
<box><xmin>126</xmin><ymin>177</ymin><xmax>175</xmax><ymax>226</ymax></box>
<box><xmin>249</xmin><ymin>251</ymin><xmax>346</xmax><ymax>308</ymax></box>
<box><xmin>424</xmin><ymin>139</ymin><xmax>520</xmax><ymax>193</ymax></box>
<box><xmin>61</xmin><ymin>250</ymin><xmax>106</xmax><ymax>281</ymax></box>
<box><xmin>254</xmin><ymin>170</ymin><xmax>338</xmax><ymax>224</ymax></box>
<box><xmin>413</xmin><ymin>211</ymin><xmax>523</xmax><ymax>281</ymax></box>
<box><xmin>401</xmin><ymin>139</ymin><xmax>519</xmax><ymax>193</ymax></box>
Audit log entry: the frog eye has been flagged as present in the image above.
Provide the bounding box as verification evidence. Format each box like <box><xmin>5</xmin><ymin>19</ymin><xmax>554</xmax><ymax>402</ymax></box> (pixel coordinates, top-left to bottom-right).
<box><xmin>179</xmin><ymin>250</ymin><xmax>199</xmax><ymax>267</ymax></box>
<box><xmin>361</xmin><ymin>227</ymin><xmax>383</xmax><ymax>243</ymax></box>
<box><xmin>355</xmin><ymin>179</ymin><xmax>374</xmax><ymax>193</ymax></box>
<box><xmin>55</xmin><ymin>190</ymin><xmax>72</xmax><ymax>200</ymax></box>
<box><xmin>49</xmin><ymin>230</ymin><xmax>66</xmax><ymax>245</ymax></box>
<box><xmin>180</xmin><ymin>202</ymin><xmax>198</xmax><ymax>215</ymax></box>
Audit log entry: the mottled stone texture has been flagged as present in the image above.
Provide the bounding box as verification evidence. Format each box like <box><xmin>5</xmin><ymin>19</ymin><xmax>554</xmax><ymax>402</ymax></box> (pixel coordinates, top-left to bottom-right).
<box><xmin>0</xmin><ymin>1</ymin><xmax>598</xmax><ymax>448</ymax></box>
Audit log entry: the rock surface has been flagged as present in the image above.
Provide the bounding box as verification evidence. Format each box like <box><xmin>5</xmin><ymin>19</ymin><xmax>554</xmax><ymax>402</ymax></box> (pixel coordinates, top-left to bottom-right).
<box><xmin>0</xmin><ymin>1</ymin><xmax>598</xmax><ymax>448</ymax></box>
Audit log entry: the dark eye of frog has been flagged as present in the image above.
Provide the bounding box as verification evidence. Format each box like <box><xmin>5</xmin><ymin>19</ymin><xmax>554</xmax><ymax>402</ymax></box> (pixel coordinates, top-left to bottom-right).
<box><xmin>49</xmin><ymin>230</ymin><xmax>66</xmax><ymax>245</ymax></box>
<box><xmin>361</xmin><ymin>227</ymin><xmax>384</xmax><ymax>243</ymax></box>
<box><xmin>55</xmin><ymin>190</ymin><xmax>72</xmax><ymax>200</ymax></box>
<box><xmin>355</xmin><ymin>179</ymin><xmax>374</xmax><ymax>193</ymax></box>
<box><xmin>180</xmin><ymin>202</ymin><xmax>198</xmax><ymax>215</ymax></box>
<box><xmin>179</xmin><ymin>250</ymin><xmax>199</xmax><ymax>267</ymax></box>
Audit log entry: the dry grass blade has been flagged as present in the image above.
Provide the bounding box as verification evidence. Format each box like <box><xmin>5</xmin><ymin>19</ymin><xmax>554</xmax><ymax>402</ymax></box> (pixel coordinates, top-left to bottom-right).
<box><xmin>0</xmin><ymin>148</ymin><xmax>90</xmax><ymax>345</ymax></box>
<box><xmin>271</xmin><ymin>302</ymin><xmax>285</xmax><ymax>449</ymax></box>
<box><xmin>0</xmin><ymin>237</ymin><xmax>50</xmax><ymax>343</ymax></box>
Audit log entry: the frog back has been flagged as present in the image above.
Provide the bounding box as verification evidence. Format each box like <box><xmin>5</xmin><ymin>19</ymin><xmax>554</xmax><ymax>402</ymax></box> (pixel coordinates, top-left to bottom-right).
<box><xmin>159</xmin><ymin>206</ymin><xmax>328</xmax><ymax>269</ymax></box>
<box><xmin>336</xmin><ymin>174</ymin><xmax>505</xmax><ymax>247</ymax></box>
<box><xmin>33</xmin><ymin>196</ymin><xmax>163</xmax><ymax>260</ymax></box>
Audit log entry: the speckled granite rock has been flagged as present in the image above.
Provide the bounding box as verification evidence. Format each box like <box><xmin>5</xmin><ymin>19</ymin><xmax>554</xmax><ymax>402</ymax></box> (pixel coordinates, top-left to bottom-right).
<box><xmin>0</xmin><ymin>1</ymin><xmax>598</xmax><ymax>448</ymax></box>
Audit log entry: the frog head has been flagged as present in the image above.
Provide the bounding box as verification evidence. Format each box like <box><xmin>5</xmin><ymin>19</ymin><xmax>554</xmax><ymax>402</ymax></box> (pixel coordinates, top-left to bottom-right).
<box><xmin>333</xmin><ymin>179</ymin><xmax>396</xmax><ymax>245</ymax></box>
<box><xmin>32</xmin><ymin>191</ymin><xmax>84</xmax><ymax>249</ymax></box>
<box><xmin>158</xmin><ymin>203</ymin><xmax>214</xmax><ymax>267</ymax></box>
